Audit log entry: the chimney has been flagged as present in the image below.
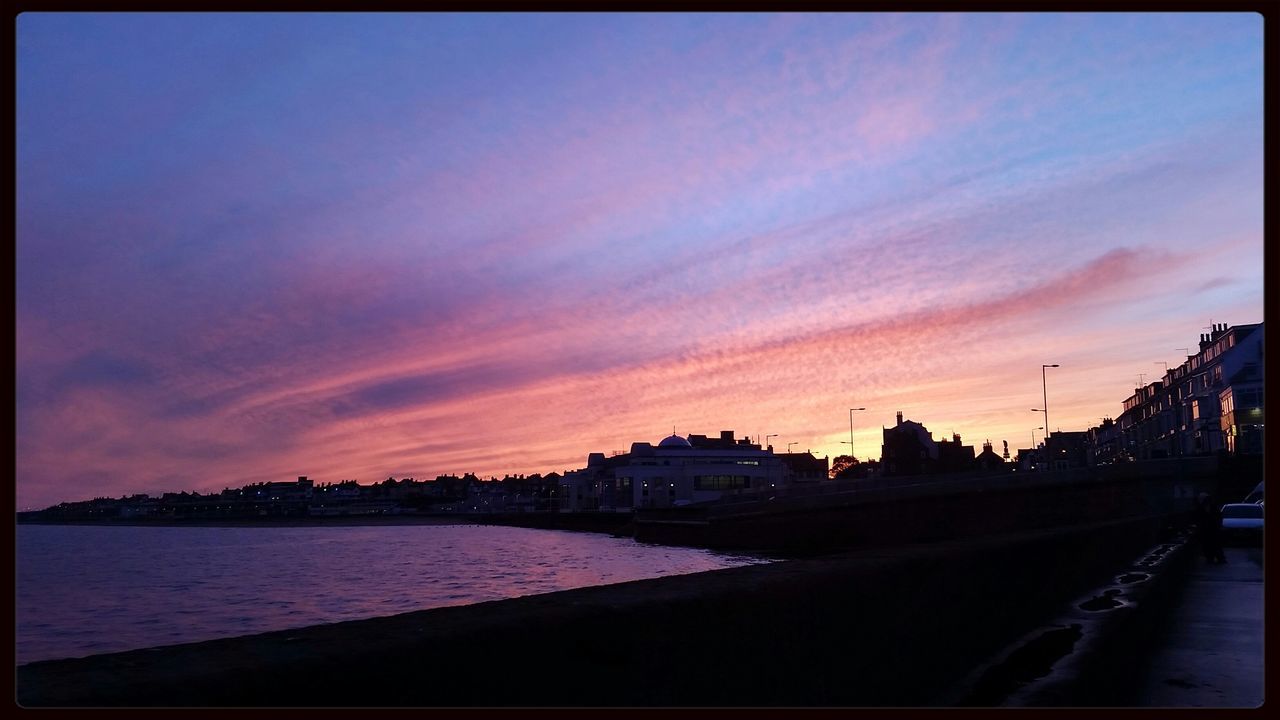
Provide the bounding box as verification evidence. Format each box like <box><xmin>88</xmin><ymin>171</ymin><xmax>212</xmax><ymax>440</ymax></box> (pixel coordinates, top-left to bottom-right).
<box><xmin>953</xmin><ymin>433</ymin><xmax>961</xmax><ymax>444</ymax></box>
<box><xmin>720</xmin><ymin>430</ymin><xmax>734</xmax><ymax>442</ymax></box>
<box><xmin>1199</xmin><ymin>333</ymin><xmax>1212</xmax><ymax>352</ymax></box>
<box><xmin>896</xmin><ymin>411</ymin><xmax>903</xmax><ymax>426</ymax></box>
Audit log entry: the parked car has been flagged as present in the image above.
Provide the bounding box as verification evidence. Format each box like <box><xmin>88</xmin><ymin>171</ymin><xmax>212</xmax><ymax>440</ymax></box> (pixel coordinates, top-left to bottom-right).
<box><xmin>1242</xmin><ymin>481</ymin><xmax>1263</xmax><ymax>504</ymax></box>
<box><xmin>1220</xmin><ymin>503</ymin><xmax>1263</xmax><ymax>546</ymax></box>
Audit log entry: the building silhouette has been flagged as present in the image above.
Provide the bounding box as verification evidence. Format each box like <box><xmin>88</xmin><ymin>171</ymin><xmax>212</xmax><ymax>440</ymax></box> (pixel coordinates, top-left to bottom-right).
<box><xmin>1101</xmin><ymin>322</ymin><xmax>1263</xmax><ymax>461</ymax></box>
<box><xmin>880</xmin><ymin>412</ymin><xmax>976</xmax><ymax>476</ymax></box>
<box><xmin>561</xmin><ymin>430</ymin><xmax>800</xmax><ymax>510</ymax></box>
<box><xmin>974</xmin><ymin>440</ymin><xmax>1006</xmax><ymax>472</ymax></box>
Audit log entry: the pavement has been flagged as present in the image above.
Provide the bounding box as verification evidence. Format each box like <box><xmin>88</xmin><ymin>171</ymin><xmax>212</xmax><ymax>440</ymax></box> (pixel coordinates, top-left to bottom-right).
<box><xmin>1126</xmin><ymin>543</ymin><xmax>1264</xmax><ymax>707</ymax></box>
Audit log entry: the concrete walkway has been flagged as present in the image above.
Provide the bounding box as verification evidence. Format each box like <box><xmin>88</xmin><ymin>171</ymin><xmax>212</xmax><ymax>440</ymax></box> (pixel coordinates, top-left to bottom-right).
<box><xmin>1127</xmin><ymin>544</ymin><xmax>1264</xmax><ymax>707</ymax></box>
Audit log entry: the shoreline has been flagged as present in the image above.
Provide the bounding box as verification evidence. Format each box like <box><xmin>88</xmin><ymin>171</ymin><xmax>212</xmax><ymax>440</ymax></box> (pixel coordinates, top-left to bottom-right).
<box><xmin>17</xmin><ymin>511</ymin><xmax>637</xmax><ymax>536</ymax></box>
<box><xmin>16</xmin><ymin>516</ymin><xmax>1171</xmax><ymax>706</ymax></box>
<box><xmin>16</xmin><ymin>515</ymin><xmax>476</xmax><ymax>529</ymax></box>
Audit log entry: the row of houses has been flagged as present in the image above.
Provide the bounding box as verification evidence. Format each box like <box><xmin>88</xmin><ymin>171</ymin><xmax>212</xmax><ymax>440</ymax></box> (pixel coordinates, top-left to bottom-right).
<box><xmin>1086</xmin><ymin>322</ymin><xmax>1264</xmax><ymax>464</ymax></box>
<box><xmin>33</xmin><ymin>472</ymin><xmax>569</xmax><ymax>520</ymax></box>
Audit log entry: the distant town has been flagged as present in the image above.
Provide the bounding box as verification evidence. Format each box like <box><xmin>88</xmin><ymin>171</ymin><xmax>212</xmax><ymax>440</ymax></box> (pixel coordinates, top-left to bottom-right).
<box><xmin>21</xmin><ymin>321</ymin><xmax>1263</xmax><ymax>523</ymax></box>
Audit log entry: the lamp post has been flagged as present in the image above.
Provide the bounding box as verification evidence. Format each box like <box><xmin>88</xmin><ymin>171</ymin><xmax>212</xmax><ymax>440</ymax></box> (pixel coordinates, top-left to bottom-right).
<box><xmin>787</xmin><ymin>442</ymin><xmax>798</xmax><ymax>454</ymax></box>
<box><xmin>765</xmin><ymin>434</ymin><xmax>778</xmax><ymax>451</ymax></box>
<box><xmin>848</xmin><ymin>407</ymin><xmax>866</xmax><ymax>462</ymax></box>
<box><xmin>1042</xmin><ymin>364</ymin><xmax>1059</xmax><ymax>440</ymax></box>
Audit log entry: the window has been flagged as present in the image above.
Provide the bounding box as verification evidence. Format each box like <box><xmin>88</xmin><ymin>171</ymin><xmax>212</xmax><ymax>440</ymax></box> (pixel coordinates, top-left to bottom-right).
<box><xmin>1238</xmin><ymin>388</ymin><xmax>1263</xmax><ymax>408</ymax></box>
<box><xmin>693</xmin><ymin>475</ymin><xmax>751</xmax><ymax>490</ymax></box>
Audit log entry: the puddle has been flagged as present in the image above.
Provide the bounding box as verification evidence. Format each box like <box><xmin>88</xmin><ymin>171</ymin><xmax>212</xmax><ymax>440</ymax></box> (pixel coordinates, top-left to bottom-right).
<box><xmin>1079</xmin><ymin>588</ymin><xmax>1124</xmax><ymax>611</ymax></box>
<box><xmin>961</xmin><ymin>624</ymin><xmax>1084</xmax><ymax>706</ymax></box>
<box><xmin>1116</xmin><ymin>572</ymin><xmax>1150</xmax><ymax>585</ymax></box>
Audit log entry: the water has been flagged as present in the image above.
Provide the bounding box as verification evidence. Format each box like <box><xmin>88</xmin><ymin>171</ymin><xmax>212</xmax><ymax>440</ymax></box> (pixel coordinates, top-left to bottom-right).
<box><xmin>16</xmin><ymin>523</ymin><xmax>768</xmax><ymax>665</ymax></box>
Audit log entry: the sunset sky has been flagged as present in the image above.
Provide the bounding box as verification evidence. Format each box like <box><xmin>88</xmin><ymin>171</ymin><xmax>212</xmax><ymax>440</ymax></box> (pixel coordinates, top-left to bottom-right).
<box><xmin>16</xmin><ymin>13</ymin><xmax>1263</xmax><ymax>509</ymax></box>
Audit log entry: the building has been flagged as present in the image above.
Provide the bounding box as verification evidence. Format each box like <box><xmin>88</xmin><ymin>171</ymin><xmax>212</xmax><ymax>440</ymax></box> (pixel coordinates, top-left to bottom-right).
<box><xmin>1219</xmin><ymin>351</ymin><xmax>1264</xmax><ymax>455</ymax></box>
<box><xmin>561</xmin><ymin>430</ymin><xmax>789</xmax><ymax>510</ymax></box>
<box><xmin>778</xmin><ymin>451</ymin><xmax>830</xmax><ymax>482</ymax></box>
<box><xmin>1086</xmin><ymin>418</ymin><xmax>1121</xmax><ymax>466</ymax></box>
<box><xmin>937</xmin><ymin>432</ymin><xmax>976</xmax><ymax>473</ymax></box>
<box><xmin>1043</xmin><ymin>431</ymin><xmax>1088</xmax><ymax>470</ymax></box>
<box><xmin>880</xmin><ymin>413</ymin><xmax>976</xmax><ymax>476</ymax></box>
<box><xmin>560</xmin><ymin>453</ymin><xmax>634</xmax><ymax>512</ymax></box>
<box><xmin>974</xmin><ymin>441</ymin><xmax>1007</xmax><ymax>472</ymax></box>
<box><xmin>1106</xmin><ymin>322</ymin><xmax>1263</xmax><ymax>460</ymax></box>
<box><xmin>880</xmin><ymin>412</ymin><xmax>938</xmax><ymax>476</ymax></box>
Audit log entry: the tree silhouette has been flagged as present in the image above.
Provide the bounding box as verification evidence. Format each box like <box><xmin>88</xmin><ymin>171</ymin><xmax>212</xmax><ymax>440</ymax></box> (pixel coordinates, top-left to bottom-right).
<box><xmin>830</xmin><ymin>455</ymin><xmax>859</xmax><ymax>479</ymax></box>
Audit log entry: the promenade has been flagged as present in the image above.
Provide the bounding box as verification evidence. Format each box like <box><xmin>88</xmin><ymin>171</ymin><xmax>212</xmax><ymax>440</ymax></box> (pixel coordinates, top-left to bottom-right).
<box><xmin>1126</xmin><ymin>543</ymin><xmax>1264</xmax><ymax>707</ymax></box>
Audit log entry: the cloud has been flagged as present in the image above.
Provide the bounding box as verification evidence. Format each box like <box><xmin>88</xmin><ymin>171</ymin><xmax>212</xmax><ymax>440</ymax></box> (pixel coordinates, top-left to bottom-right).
<box><xmin>52</xmin><ymin>351</ymin><xmax>155</xmax><ymax>389</ymax></box>
<box><xmin>14</xmin><ymin>14</ymin><xmax>1263</xmax><ymax>509</ymax></box>
<box><xmin>1193</xmin><ymin>277</ymin><xmax>1236</xmax><ymax>295</ymax></box>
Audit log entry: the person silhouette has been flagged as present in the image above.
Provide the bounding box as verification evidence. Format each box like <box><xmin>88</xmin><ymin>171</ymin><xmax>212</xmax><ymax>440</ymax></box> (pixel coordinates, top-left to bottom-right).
<box><xmin>1195</xmin><ymin>493</ymin><xmax>1227</xmax><ymax>564</ymax></box>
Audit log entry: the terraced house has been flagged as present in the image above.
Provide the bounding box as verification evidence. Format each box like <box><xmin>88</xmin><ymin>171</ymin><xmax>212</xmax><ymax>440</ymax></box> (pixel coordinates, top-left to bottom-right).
<box><xmin>1108</xmin><ymin>322</ymin><xmax>1263</xmax><ymax>461</ymax></box>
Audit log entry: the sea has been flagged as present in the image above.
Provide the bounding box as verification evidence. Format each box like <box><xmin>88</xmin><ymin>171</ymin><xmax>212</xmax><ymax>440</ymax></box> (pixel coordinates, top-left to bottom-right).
<box><xmin>16</xmin><ymin>523</ymin><xmax>769</xmax><ymax>665</ymax></box>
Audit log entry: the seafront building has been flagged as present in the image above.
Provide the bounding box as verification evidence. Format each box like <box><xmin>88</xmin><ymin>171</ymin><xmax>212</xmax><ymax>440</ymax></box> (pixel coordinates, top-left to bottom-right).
<box><xmin>1090</xmin><ymin>322</ymin><xmax>1264</xmax><ymax>463</ymax></box>
<box><xmin>560</xmin><ymin>430</ymin><xmax>826</xmax><ymax>511</ymax></box>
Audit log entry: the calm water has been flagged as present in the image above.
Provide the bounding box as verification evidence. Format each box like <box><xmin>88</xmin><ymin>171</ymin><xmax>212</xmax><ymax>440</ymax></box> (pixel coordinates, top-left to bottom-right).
<box><xmin>16</xmin><ymin>523</ymin><xmax>768</xmax><ymax>665</ymax></box>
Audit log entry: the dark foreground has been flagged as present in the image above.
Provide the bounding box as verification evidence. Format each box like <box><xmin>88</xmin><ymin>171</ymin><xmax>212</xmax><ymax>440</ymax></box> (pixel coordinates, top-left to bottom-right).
<box><xmin>1125</xmin><ymin>544</ymin><xmax>1264</xmax><ymax>707</ymax></box>
<box><xmin>18</xmin><ymin>515</ymin><xmax>1173</xmax><ymax>707</ymax></box>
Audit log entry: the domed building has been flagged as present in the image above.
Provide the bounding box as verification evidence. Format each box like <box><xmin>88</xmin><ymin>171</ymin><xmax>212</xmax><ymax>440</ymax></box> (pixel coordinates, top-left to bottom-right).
<box><xmin>561</xmin><ymin>430</ymin><xmax>798</xmax><ymax>510</ymax></box>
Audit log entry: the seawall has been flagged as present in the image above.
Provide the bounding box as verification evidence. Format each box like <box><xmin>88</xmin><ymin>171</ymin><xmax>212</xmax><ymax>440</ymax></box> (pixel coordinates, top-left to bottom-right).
<box><xmin>635</xmin><ymin>462</ymin><xmax>1217</xmax><ymax>553</ymax></box>
<box><xmin>18</xmin><ymin>514</ymin><xmax>1173</xmax><ymax>707</ymax></box>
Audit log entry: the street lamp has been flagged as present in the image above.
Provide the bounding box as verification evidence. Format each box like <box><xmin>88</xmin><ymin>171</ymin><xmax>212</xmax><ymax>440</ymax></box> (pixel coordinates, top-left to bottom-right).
<box><xmin>765</xmin><ymin>434</ymin><xmax>778</xmax><ymax>450</ymax></box>
<box><xmin>787</xmin><ymin>442</ymin><xmax>798</xmax><ymax>454</ymax></box>
<box><xmin>849</xmin><ymin>407</ymin><xmax>866</xmax><ymax>461</ymax></box>
<box><xmin>1042</xmin><ymin>364</ymin><xmax>1059</xmax><ymax>440</ymax></box>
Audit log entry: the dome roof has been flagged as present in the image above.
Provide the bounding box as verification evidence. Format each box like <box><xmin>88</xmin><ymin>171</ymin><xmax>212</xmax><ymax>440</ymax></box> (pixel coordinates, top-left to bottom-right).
<box><xmin>657</xmin><ymin>434</ymin><xmax>692</xmax><ymax>448</ymax></box>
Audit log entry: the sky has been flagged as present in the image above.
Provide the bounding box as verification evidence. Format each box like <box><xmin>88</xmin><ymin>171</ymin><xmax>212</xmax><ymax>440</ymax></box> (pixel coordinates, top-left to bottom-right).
<box><xmin>16</xmin><ymin>13</ymin><xmax>1264</xmax><ymax>509</ymax></box>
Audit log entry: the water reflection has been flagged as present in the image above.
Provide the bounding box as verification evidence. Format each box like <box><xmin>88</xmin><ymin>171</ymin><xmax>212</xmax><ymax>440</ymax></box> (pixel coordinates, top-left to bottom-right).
<box><xmin>17</xmin><ymin>524</ymin><xmax>767</xmax><ymax>664</ymax></box>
